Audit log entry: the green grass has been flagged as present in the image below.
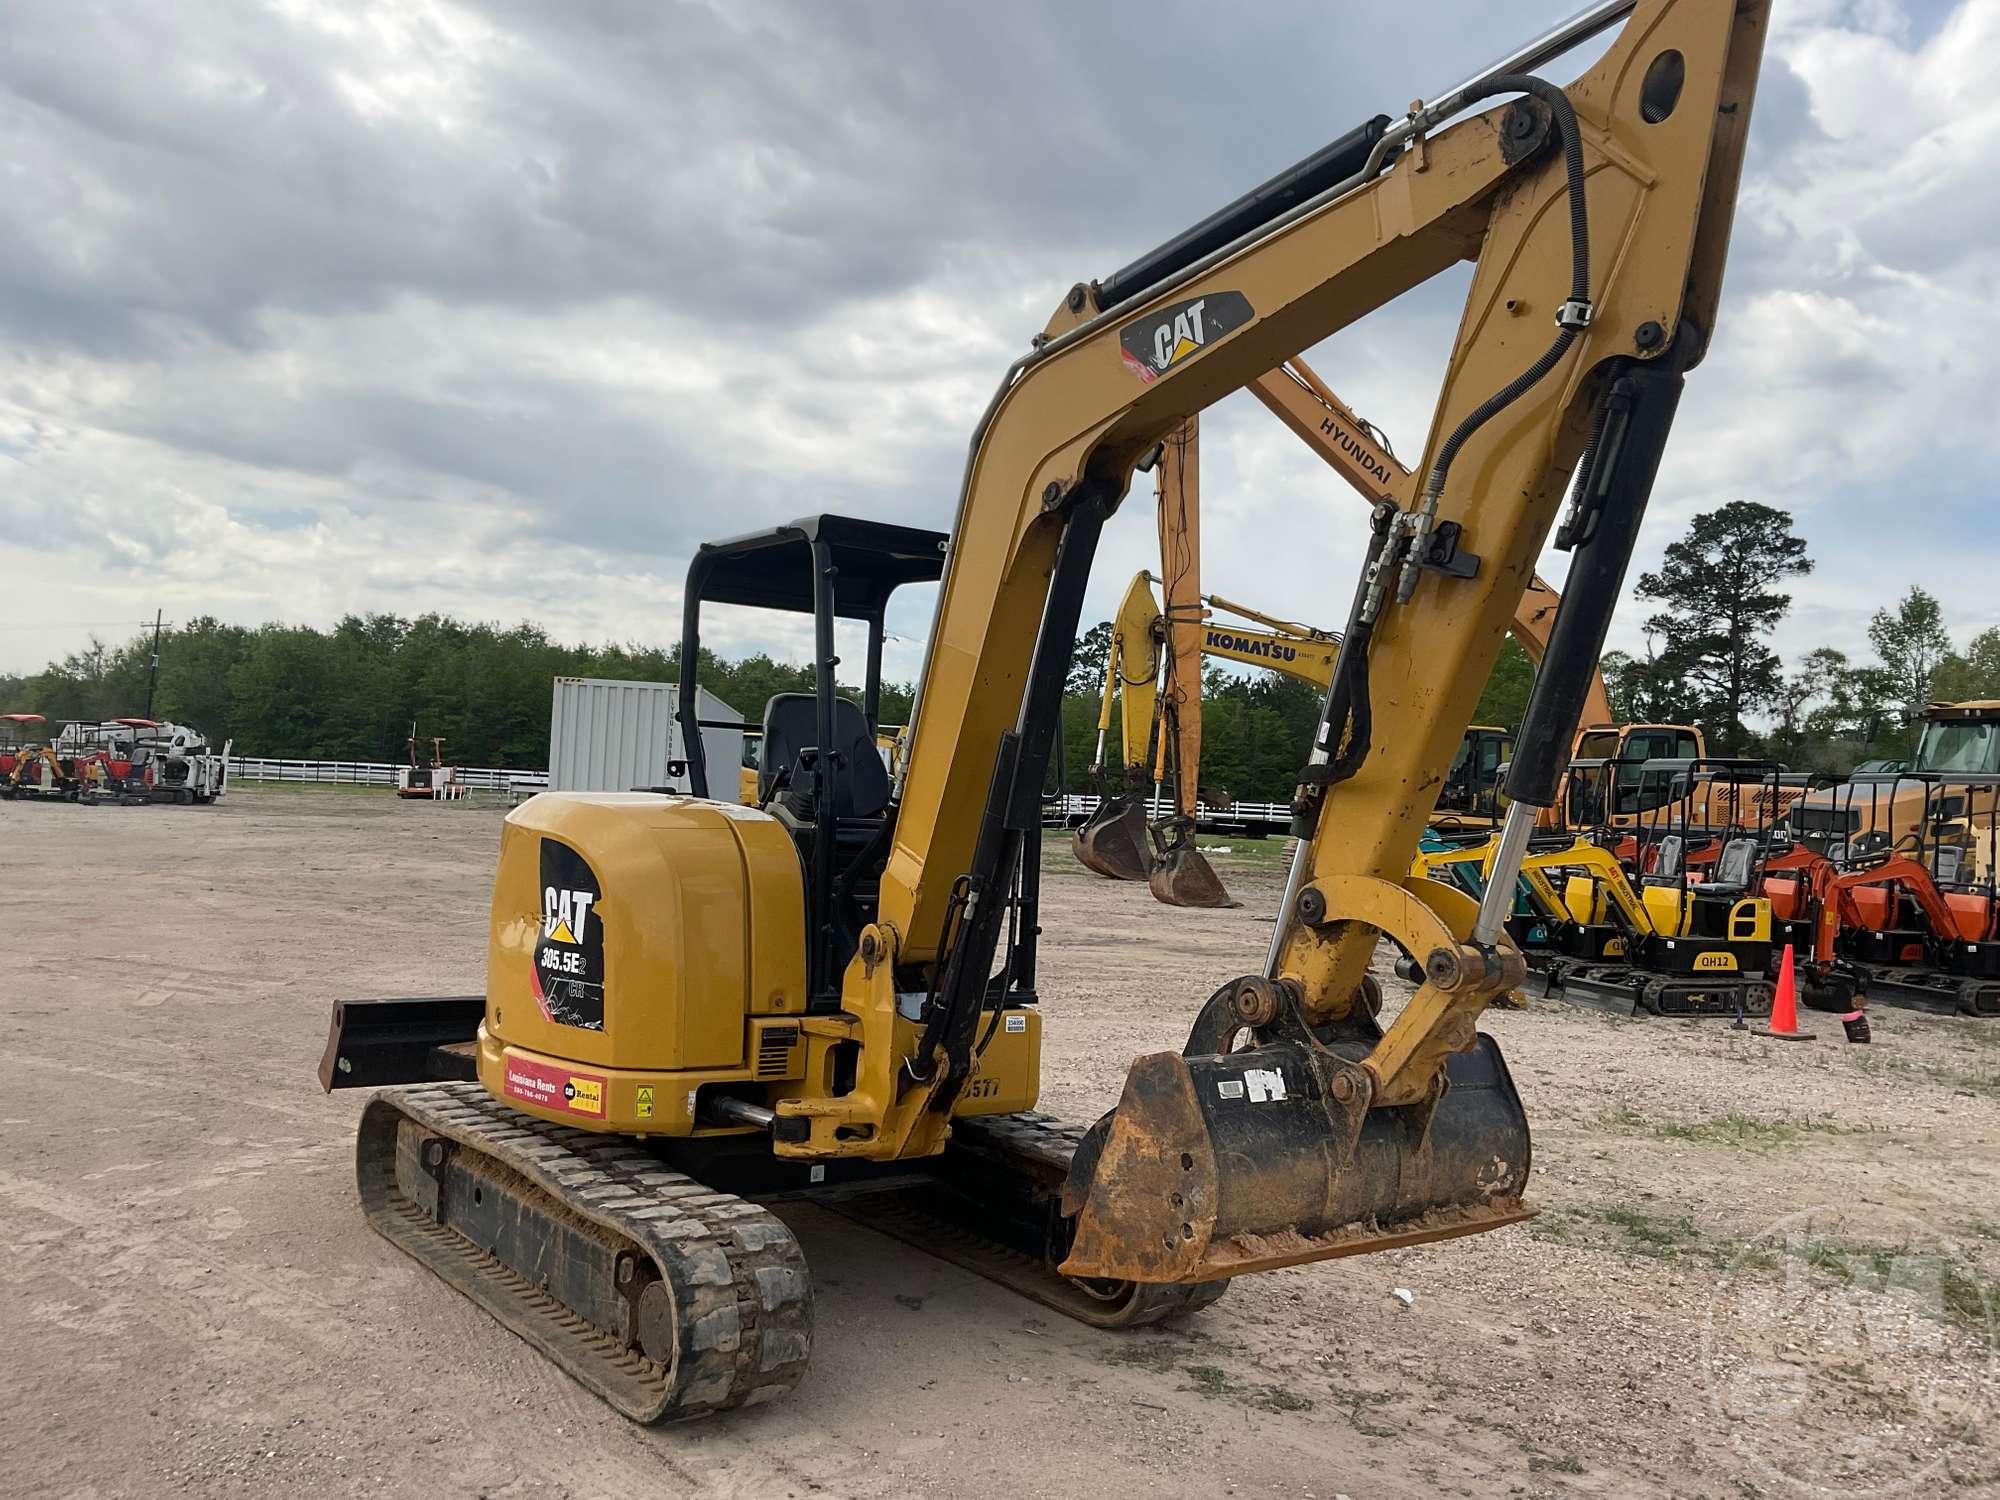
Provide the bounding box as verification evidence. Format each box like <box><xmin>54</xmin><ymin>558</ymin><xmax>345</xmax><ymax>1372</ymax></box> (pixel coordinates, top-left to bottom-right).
<box><xmin>1596</xmin><ymin>1205</ymin><xmax>1707</xmax><ymax>1260</ymax></box>
<box><xmin>1192</xmin><ymin>835</ymin><xmax>1294</xmax><ymax>867</ymax></box>
<box><xmin>231</xmin><ymin>778</ymin><xmax>512</xmax><ymax>807</ymax></box>
<box><xmin>1854</xmin><ymin>1049</ymin><xmax>2000</xmax><ymax>1101</ymax></box>
<box><xmin>1037</xmin><ymin>827</ymin><xmax>1296</xmax><ymax>870</ymax></box>
<box><xmin>1531</xmin><ymin>1203</ymin><xmax>1719</xmax><ymax>1264</ymax></box>
<box><xmin>1534</xmin><ymin>1203</ymin><xmax>1999</xmax><ymax>1346</ymax></box>
<box><xmin>1527</xmin><ymin>1451</ymin><xmax>1586</xmax><ymax>1475</ymax></box>
<box><xmin>1605</xmin><ymin>1105</ymin><xmax>1850</xmax><ymax>1150</ymax></box>
<box><xmin>1323</xmin><ymin>1383</ymin><xmax>1396</xmax><ymax>1436</ymax></box>
<box><xmin>1253</xmin><ymin>1387</ymin><xmax>1315</xmax><ymax>1414</ymax></box>
<box><xmin>1099</xmin><ymin>1338</ymin><xmax>1187</xmax><ymax>1373</ymax></box>
<box><xmin>1789</xmin><ymin>1236</ymin><xmax>1998</xmax><ymax>1345</ymax></box>
<box><xmin>232</xmin><ymin>778</ymin><xmax>397</xmax><ymax>796</ymax></box>
<box><xmin>1181</xmin><ymin>1363</ymin><xmax>1230</xmax><ymax>1396</ymax></box>
<box><xmin>1176</xmin><ymin>1363</ymin><xmax>1319</xmax><ymax>1415</ymax></box>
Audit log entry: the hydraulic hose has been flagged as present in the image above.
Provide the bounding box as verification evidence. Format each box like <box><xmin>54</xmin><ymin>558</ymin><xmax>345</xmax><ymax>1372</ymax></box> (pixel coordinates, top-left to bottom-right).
<box><xmin>1311</xmin><ymin>72</ymin><xmax>1594</xmax><ymax>804</ymax></box>
<box><xmin>1399</xmin><ymin>75</ymin><xmax>1592</xmax><ymax>605</ymax></box>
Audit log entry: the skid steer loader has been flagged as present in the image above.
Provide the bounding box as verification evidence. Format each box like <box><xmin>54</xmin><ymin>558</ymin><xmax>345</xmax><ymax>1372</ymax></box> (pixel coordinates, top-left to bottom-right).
<box><xmin>320</xmin><ymin>0</ymin><xmax>1772</xmax><ymax>1420</ymax></box>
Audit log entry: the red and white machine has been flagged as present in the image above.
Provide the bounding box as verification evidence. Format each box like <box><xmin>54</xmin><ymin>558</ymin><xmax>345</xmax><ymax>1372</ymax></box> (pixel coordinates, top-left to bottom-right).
<box><xmin>397</xmin><ymin>731</ymin><xmax>465</xmax><ymax>801</ymax></box>
<box><xmin>56</xmin><ymin>718</ymin><xmax>232</xmax><ymax>804</ymax></box>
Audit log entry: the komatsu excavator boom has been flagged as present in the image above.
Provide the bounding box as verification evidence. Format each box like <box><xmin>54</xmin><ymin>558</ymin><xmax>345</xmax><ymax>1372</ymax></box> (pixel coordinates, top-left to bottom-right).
<box><xmin>323</xmin><ymin>0</ymin><xmax>1769</xmax><ymax>1422</ymax></box>
<box><xmin>1072</xmin><ymin>570</ymin><xmax>1340</xmax><ymax>897</ymax></box>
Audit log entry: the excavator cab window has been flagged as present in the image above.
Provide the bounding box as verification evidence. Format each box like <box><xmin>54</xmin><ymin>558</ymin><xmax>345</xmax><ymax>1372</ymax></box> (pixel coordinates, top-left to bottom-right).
<box><xmin>1610</xmin><ymin>729</ymin><xmax>1701</xmax><ymax>814</ymax></box>
<box><xmin>674</xmin><ymin>514</ymin><xmax>951</xmax><ymax>1004</ymax></box>
<box><xmin>1566</xmin><ymin>758</ymin><xmax>1613</xmax><ymax>830</ymax></box>
<box><xmin>1915</xmin><ymin>719</ymin><xmax>2000</xmax><ymax>776</ymax></box>
<box><xmin>1439</xmin><ymin>728</ymin><xmax>1509</xmax><ymax>817</ymax></box>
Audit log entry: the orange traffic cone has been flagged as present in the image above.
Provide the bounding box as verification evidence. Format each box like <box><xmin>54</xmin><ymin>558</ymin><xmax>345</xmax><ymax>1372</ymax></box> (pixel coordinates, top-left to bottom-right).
<box><xmin>1761</xmin><ymin>943</ymin><xmax>1813</xmax><ymax>1042</ymax></box>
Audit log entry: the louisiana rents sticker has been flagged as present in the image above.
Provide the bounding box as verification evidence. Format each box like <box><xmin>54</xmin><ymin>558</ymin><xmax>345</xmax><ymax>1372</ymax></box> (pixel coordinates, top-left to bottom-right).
<box><xmin>532</xmin><ymin>838</ymin><xmax>607</xmax><ymax>1030</ymax></box>
<box><xmin>503</xmin><ymin>1053</ymin><xmax>607</xmax><ymax>1117</ymax></box>
<box><xmin>1119</xmin><ymin>291</ymin><xmax>1254</xmax><ymax>382</ymax></box>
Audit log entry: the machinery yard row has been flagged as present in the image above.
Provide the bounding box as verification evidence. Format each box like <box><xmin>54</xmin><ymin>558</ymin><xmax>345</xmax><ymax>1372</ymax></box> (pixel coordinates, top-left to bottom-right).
<box><xmin>3</xmin><ymin>788</ymin><xmax>1994</xmax><ymax>1498</ymax></box>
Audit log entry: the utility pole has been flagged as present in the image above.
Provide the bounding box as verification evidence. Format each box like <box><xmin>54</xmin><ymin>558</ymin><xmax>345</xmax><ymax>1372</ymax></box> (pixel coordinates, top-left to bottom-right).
<box><xmin>144</xmin><ymin>609</ymin><xmax>164</xmax><ymax>719</ymax></box>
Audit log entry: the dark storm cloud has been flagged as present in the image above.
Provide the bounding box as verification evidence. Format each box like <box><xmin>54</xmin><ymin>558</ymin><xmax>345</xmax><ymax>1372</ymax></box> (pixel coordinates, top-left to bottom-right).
<box><xmin>11</xmin><ymin>1</ymin><xmax>1983</xmax><ymax>679</ymax></box>
<box><xmin>0</xmin><ymin>0</ymin><xmax>1552</xmax><ymax>571</ymax></box>
<box><xmin>1</xmin><ymin>1</ymin><xmax>1540</xmax><ymax>348</ymax></box>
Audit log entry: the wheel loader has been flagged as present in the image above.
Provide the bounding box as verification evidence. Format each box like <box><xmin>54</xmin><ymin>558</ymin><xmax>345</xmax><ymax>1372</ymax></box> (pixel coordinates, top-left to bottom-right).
<box><xmin>1788</xmin><ymin>702</ymin><xmax>2000</xmax><ymax>877</ymax></box>
<box><xmin>320</xmin><ymin>0</ymin><xmax>1772</xmax><ymax>1420</ymax></box>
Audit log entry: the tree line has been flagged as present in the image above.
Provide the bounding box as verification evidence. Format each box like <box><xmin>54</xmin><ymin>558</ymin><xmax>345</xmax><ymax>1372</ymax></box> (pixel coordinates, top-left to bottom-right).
<box><xmin>1601</xmin><ymin>500</ymin><xmax>1999</xmax><ymax>771</ymax></box>
<box><xmin>0</xmin><ymin>615</ymin><xmax>908</xmax><ymax>770</ymax></box>
<box><xmin>4</xmin><ymin>499</ymin><xmax>1987</xmax><ymax>797</ymax></box>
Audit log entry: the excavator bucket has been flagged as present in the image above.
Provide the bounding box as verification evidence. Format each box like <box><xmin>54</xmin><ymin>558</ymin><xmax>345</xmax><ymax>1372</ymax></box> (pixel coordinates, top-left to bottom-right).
<box><xmin>1148</xmin><ymin>823</ymin><xmax>1236</xmax><ymax>909</ymax></box>
<box><xmin>1058</xmin><ymin>1034</ymin><xmax>1531</xmax><ymax>1283</ymax></box>
<box><xmin>1072</xmin><ymin>791</ymin><xmax>1152</xmax><ymax>882</ymax></box>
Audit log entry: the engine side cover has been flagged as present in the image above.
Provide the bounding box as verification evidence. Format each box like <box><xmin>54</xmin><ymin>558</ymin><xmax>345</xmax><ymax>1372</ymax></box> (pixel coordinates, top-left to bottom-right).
<box><xmin>483</xmin><ymin>793</ymin><xmax>806</xmax><ymax>1076</ymax></box>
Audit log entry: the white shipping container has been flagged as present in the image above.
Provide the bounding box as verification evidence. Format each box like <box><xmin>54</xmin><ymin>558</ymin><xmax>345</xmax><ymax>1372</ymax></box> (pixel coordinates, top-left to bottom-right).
<box><xmin>547</xmin><ymin>677</ymin><xmax>745</xmax><ymax>795</ymax></box>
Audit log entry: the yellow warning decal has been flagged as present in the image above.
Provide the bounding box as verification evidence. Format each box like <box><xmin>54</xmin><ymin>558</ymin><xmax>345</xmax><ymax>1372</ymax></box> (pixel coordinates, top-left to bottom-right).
<box><xmin>636</xmin><ymin>1085</ymin><xmax>655</xmax><ymax>1120</ymax></box>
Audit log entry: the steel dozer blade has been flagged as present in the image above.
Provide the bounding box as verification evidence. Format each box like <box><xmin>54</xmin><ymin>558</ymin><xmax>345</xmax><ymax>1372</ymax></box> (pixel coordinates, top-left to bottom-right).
<box><xmin>1058</xmin><ymin>1034</ymin><xmax>1531</xmax><ymax>1284</ymax></box>
<box><xmin>1072</xmin><ymin>792</ymin><xmax>1152</xmax><ymax>881</ymax></box>
<box><xmin>1148</xmin><ymin>820</ymin><xmax>1237</xmax><ymax>909</ymax></box>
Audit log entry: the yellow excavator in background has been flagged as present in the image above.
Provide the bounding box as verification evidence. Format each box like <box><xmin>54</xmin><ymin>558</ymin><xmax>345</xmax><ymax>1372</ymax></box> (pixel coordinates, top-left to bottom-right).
<box><xmin>1074</xmin><ymin>570</ymin><xmax>1340</xmax><ymax>902</ymax></box>
<box><xmin>1074</xmin><ymin>277</ymin><xmax>1617</xmax><ymax>906</ymax></box>
<box><xmin>321</xmin><ymin>0</ymin><xmax>1769</xmax><ymax>1422</ymax></box>
<box><xmin>1075</xmin><ymin>571</ymin><xmax>1511</xmax><ymax>893</ymax></box>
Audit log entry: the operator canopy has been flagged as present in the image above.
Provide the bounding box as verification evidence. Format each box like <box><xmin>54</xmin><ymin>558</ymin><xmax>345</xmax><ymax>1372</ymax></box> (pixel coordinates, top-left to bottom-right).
<box><xmin>688</xmin><ymin>514</ymin><xmax>947</xmax><ymax>619</ymax></box>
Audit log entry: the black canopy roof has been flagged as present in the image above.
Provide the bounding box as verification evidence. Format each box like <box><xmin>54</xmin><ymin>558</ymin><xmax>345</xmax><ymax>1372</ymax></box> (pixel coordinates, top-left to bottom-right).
<box><xmin>688</xmin><ymin>514</ymin><xmax>948</xmax><ymax>619</ymax></box>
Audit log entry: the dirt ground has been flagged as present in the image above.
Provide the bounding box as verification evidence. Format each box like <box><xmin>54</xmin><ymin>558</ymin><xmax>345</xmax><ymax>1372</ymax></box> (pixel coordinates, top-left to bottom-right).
<box><xmin>4</xmin><ymin>785</ymin><xmax>1998</xmax><ymax>1500</ymax></box>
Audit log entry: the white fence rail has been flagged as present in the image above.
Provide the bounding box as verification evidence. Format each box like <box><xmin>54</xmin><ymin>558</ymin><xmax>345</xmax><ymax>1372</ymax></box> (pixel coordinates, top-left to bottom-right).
<box><xmin>1045</xmin><ymin>793</ymin><xmax>1293</xmax><ymax>833</ymax></box>
<box><xmin>230</xmin><ymin>756</ymin><xmax>548</xmax><ymax>793</ymax></box>
<box><xmin>226</xmin><ymin>761</ymin><xmax>1294</xmax><ymax>829</ymax></box>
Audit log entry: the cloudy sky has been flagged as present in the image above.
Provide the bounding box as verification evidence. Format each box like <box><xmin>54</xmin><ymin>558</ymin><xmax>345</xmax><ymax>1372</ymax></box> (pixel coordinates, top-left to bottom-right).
<box><xmin>3</xmin><ymin>0</ymin><xmax>1994</xmax><ymax>692</ymax></box>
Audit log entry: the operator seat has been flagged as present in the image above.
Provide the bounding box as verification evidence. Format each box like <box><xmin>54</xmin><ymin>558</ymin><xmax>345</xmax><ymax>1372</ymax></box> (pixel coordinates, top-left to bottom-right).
<box><xmin>758</xmin><ymin>693</ymin><xmax>894</xmax><ymax>988</ymax></box>
<box><xmin>1645</xmin><ymin>834</ymin><xmax>1685</xmax><ymax>885</ymax></box>
<box><xmin>1701</xmin><ymin>837</ymin><xmax>1757</xmax><ymax>897</ymax></box>
<box><xmin>758</xmin><ymin>693</ymin><xmax>890</xmax><ymax>819</ymax></box>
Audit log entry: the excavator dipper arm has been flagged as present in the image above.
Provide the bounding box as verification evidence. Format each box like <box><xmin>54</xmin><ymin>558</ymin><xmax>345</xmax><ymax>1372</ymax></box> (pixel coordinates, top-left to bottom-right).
<box><xmin>1249</xmin><ymin>358</ymin><xmax>1616</xmax><ymax>729</ymax></box>
<box><xmin>787</xmin><ymin>0</ymin><xmax>1768</xmax><ymax>1286</ymax></box>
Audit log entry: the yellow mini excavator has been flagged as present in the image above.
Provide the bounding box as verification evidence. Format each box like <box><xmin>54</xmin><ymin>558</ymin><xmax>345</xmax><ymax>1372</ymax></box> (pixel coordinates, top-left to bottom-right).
<box><xmin>321</xmin><ymin>0</ymin><xmax>1769</xmax><ymax>1421</ymax></box>
<box><xmin>1072</xmin><ymin>569</ymin><xmax>1341</xmax><ymax>902</ymax></box>
<box><xmin>1075</xmin><ymin>571</ymin><xmax>1510</xmax><ymax>888</ymax></box>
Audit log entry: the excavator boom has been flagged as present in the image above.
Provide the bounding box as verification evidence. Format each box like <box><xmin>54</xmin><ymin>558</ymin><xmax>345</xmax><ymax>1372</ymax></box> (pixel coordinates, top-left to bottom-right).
<box><xmin>1076</xmin><ymin>568</ymin><xmax>1344</xmax><ymax>892</ymax></box>
<box><xmin>882</xmin><ymin>0</ymin><xmax>1770</xmax><ymax>1277</ymax></box>
<box><xmin>1149</xmin><ymin>419</ymin><xmax>1234</xmax><ymax>907</ymax></box>
<box><xmin>326</xmin><ymin>0</ymin><xmax>1772</xmax><ymax>1422</ymax></box>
